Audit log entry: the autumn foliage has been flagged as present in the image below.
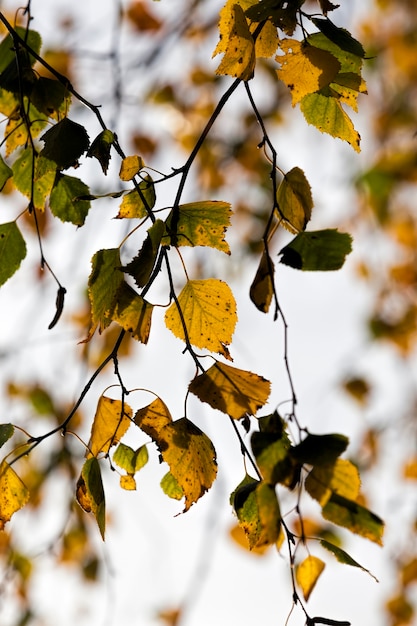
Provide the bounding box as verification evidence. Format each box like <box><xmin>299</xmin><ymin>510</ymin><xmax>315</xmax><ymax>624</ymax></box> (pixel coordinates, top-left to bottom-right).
<box><xmin>0</xmin><ymin>1</ymin><xmax>416</xmax><ymax>625</ymax></box>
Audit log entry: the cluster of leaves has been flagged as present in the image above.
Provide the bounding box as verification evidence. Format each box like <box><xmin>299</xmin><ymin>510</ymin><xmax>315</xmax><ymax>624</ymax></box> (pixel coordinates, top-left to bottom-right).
<box><xmin>0</xmin><ymin>2</ymin><xmax>385</xmax><ymax>625</ymax></box>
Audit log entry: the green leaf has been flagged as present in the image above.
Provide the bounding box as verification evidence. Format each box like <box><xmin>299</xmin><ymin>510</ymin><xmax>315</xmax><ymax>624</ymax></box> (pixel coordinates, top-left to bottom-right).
<box><xmin>30</xmin><ymin>77</ymin><xmax>72</xmax><ymax>121</ymax></box>
<box><xmin>122</xmin><ymin>219</ymin><xmax>165</xmax><ymax>287</ymax></box>
<box><xmin>279</xmin><ymin>229</ymin><xmax>352</xmax><ymax>271</ymax></box>
<box><xmin>277</xmin><ymin>167</ymin><xmax>313</xmax><ymax>233</ymax></box>
<box><xmin>307</xmin><ymin>32</ymin><xmax>364</xmax><ymax>75</ymax></box>
<box><xmin>251</xmin><ymin>416</ymin><xmax>295</xmax><ymax>486</ymax></box>
<box><xmin>12</xmin><ymin>149</ymin><xmax>56</xmax><ymax>209</ymax></box>
<box><xmin>233</xmin><ymin>478</ymin><xmax>281</xmax><ymax>549</ymax></box>
<box><xmin>87</xmin><ymin>248</ymin><xmax>124</xmax><ymax>337</ymax></box>
<box><xmin>0</xmin><ymin>29</ymin><xmax>41</xmax><ymax>95</ymax></box>
<box><xmin>40</xmin><ymin>118</ymin><xmax>90</xmax><ymax>169</ymax></box>
<box><xmin>49</xmin><ymin>174</ymin><xmax>91</xmax><ymax>226</ymax></box>
<box><xmin>0</xmin><ymin>154</ymin><xmax>12</xmax><ymax>191</ymax></box>
<box><xmin>319</xmin><ymin>538</ymin><xmax>379</xmax><ymax>581</ymax></box>
<box><xmin>322</xmin><ymin>493</ymin><xmax>384</xmax><ymax>545</ymax></box>
<box><xmin>291</xmin><ymin>433</ymin><xmax>349</xmax><ymax>466</ymax></box>
<box><xmin>76</xmin><ymin>457</ymin><xmax>106</xmax><ymax>540</ymax></box>
<box><xmin>0</xmin><ymin>222</ymin><xmax>26</xmax><ymax>286</ymax></box>
<box><xmin>113</xmin><ymin>443</ymin><xmax>149</xmax><ymax>474</ymax></box>
<box><xmin>312</xmin><ymin>18</ymin><xmax>366</xmax><ymax>58</ymax></box>
<box><xmin>87</xmin><ymin>129</ymin><xmax>115</xmax><ymax>174</ymax></box>
<box><xmin>162</xmin><ymin>201</ymin><xmax>232</xmax><ymax>253</ymax></box>
<box><xmin>251</xmin><ymin>431</ymin><xmax>296</xmax><ymax>486</ymax></box>
<box><xmin>116</xmin><ymin>175</ymin><xmax>156</xmax><ymax>218</ymax></box>
<box><xmin>0</xmin><ymin>28</ymin><xmax>42</xmax><ymax>74</ymax></box>
<box><xmin>0</xmin><ymin>424</ymin><xmax>14</xmax><ymax>448</ymax></box>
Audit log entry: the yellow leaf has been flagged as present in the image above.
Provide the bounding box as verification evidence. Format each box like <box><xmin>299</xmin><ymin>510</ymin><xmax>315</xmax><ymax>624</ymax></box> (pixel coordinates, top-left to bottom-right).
<box><xmin>134</xmin><ymin>397</ymin><xmax>171</xmax><ymax>439</ymax></box>
<box><xmin>110</xmin><ymin>282</ymin><xmax>153</xmax><ymax>343</ymax></box>
<box><xmin>120</xmin><ymin>474</ymin><xmax>136</xmax><ymax>490</ymax></box>
<box><xmin>254</xmin><ymin>19</ymin><xmax>279</xmax><ymax>58</ymax></box>
<box><xmin>119</xmin><ymin>155</ymin><xmax>145</xmax><ymax>181</ymax></box>
<box><xmin>331</xmin><ymin>72</ymin><xmax>367</xmax><ymax>112</ymax></box>
<box><xmin>276</xmin><ymin>167</ymin><xmax>313</xmax><ymax>234</ymax></box>
<box><xmin>135</xmin><ymin>399</ymin><xmax>217</xmax><ymax>511</ymax></box>
<box><xmin>116</xmin><ymin>175</ymin><xmax>155</xmax><ymax>218</ymax></box>
<box><xmin>214</xmin><ymin>4</ymin><xmax>255</xmax><ymax>81</ymax></box>
<box><xmin>162</xmin><ymin>201</ymin><xmax>232</xmax><ymax>254</ymax></box>
<box><xmin>229</xmin><ymin>522</ymin><xmax>270</xmax><ymax>555</ymax></box>
<box><xmin>164</xmin><ymin>279</ymin><xmax>237</xmax><ymax>360</ymax></box>
<box><xmin>305</xmin><ymin>458</ymin><xmax>361</xmax><ymax>506</ymax></box>
<box><xmin>213</xmin><ymin>0</ymin><xmax>256</xmax><ymax>56</ymax></box>
<box><xmin>276</xmin><ymin>39</ymin><xmax>341</xmax><ymax>106</ymax></box>
<box><xmin>0</xmin><ymin>461</ymin><xmax>30</xmax><ymax>530</ymax></box>
<box><xmin>189</xmin><ymin>361</ymin><xmax>271</xmax><ymax>420</ymax></box>
<box><xmin>296</xmin><ymin>555</ymin><xmax>325</xmax><ymax>601</ymax></box>
<box><xmin>87</xmin><ymin>395</ymin><xmax>132</xmax><ymax>458</ymax></box>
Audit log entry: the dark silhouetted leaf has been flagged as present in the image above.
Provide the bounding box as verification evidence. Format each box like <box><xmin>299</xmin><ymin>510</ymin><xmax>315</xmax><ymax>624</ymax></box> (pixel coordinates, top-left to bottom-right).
<box><xmin>279</xmin><ymin>229</ymin><xmax>352</xmax><ymax>271</ymax></box>
<box><xmin>41</xmin><ymin>118</ymin><xmax>90</xmax><ymax>169</ymax></box>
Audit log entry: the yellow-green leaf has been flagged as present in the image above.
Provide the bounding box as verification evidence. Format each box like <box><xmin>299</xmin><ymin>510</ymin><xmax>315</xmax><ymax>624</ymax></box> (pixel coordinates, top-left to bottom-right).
<box><xmin>87</xmin><ymin>395</ymin><xmax>132</xmax><ymax>458</ymax></box>
<box><xmin>322</xmin><ymin>493</ymin><xmax>384</xmax><ymax>545</ymax></box>
<box><xmin>87</xmin><ymin>248</ymin><xmax>124</xmax><ymax>337</ymax></box>
<box><xmin>276</xmin><ymin>39</ymin><xmax>341</xmax><ymax>106</ymax></box>
<box><xmin>110</xmin><ymin>282</ymin><xmax>153</xmax><ymax>343</ymax></box>
<box><xmin>319</xmin><ymin>538</ymin><xmax>379</xmax><ymax>581</ymax></box>
<box><xmin>233</xmin><ymin>478</ymin><xmax>281</xmax><ymax>549</ymax></box>
<box><xmin>189</xmin><ymin>361</ymin><xmax>271</xmax><ymax>420</ymax></box>
<box><xmin>76</xmin><ymin>457</ymin><xmax>106</xmax><ymax>539</ymax></box>
<box><xmin>300</xmin><ymin>92</ymin><xmax>361</xmax><ymax>152</ymax></box>
<box><xmin>296</xmin><ymin>555</ymin><xmax>325</xmax><ymax>601</ymax></box>
<box><xmin>214</xmin><ymin>4</ymin><xmax>255</xmax><ymax>80</ymax></box>
<box><xmin>162</xmin><ymin>201</ymin><xmax>232</xmax><ymax>254</ymax></box>
<box><xmin>165</xmin><ymin>279</ymin><xmax>237</xmax><ymax>360</ymax></box>
<box><xmin>161</xmin><ymin>471</ymin><xmax>184</xmax><ymax>501</ymax></box>
<box><xmin>0</xmin><ymin>154</ymin><xmax>12</xmax><ymax>191</ymax></box>
<box><xmin>0</xmin><ymin>461</ymin><xmax>30</xmax><ymax>530</ymax></box>
<box><xmin>5</xmin><ymin>101</ymin><xmax>48</xmax><ymax>156</ymax></box>
<box><xmin>49</xmin><ymin>174</ymin><xmax>91</xmax><ymax>226</ymax></box>
<box><xmin>135</xmin><ymin>399</ymin><xmax>217</xmax><ymax>511</ymax></box>
<box><xmin>12</xmin><ymin>149</ymin><xmax>56</xmax><ymax>210</ymax></box>
<box><xmin>113</xmin><ymin>443</ymin><xmax>148</xmax><ymax>474</ymax></box>
<box><xmin>0</xmin><ymin>222</ymin><xmax>27</xmax><ymax>287</ymax></box>
<box><xmin>305</xmin><ymin>458</ymin><xmax>361</xmax><ymax>506</ymax></box>
<box><xmin>116</xmin><ymin>175</ymin><xmax>155</xmax><ymax>218</ymax></box>
<box><xmin>276</xmin><ymin>167</ymin><xmax>313</xmax><ymax>234</ymax></box>
<box><xmin>119</xmin><ymin>155</ymin><xmax>145</xmax><ymax>181</ymax></box>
